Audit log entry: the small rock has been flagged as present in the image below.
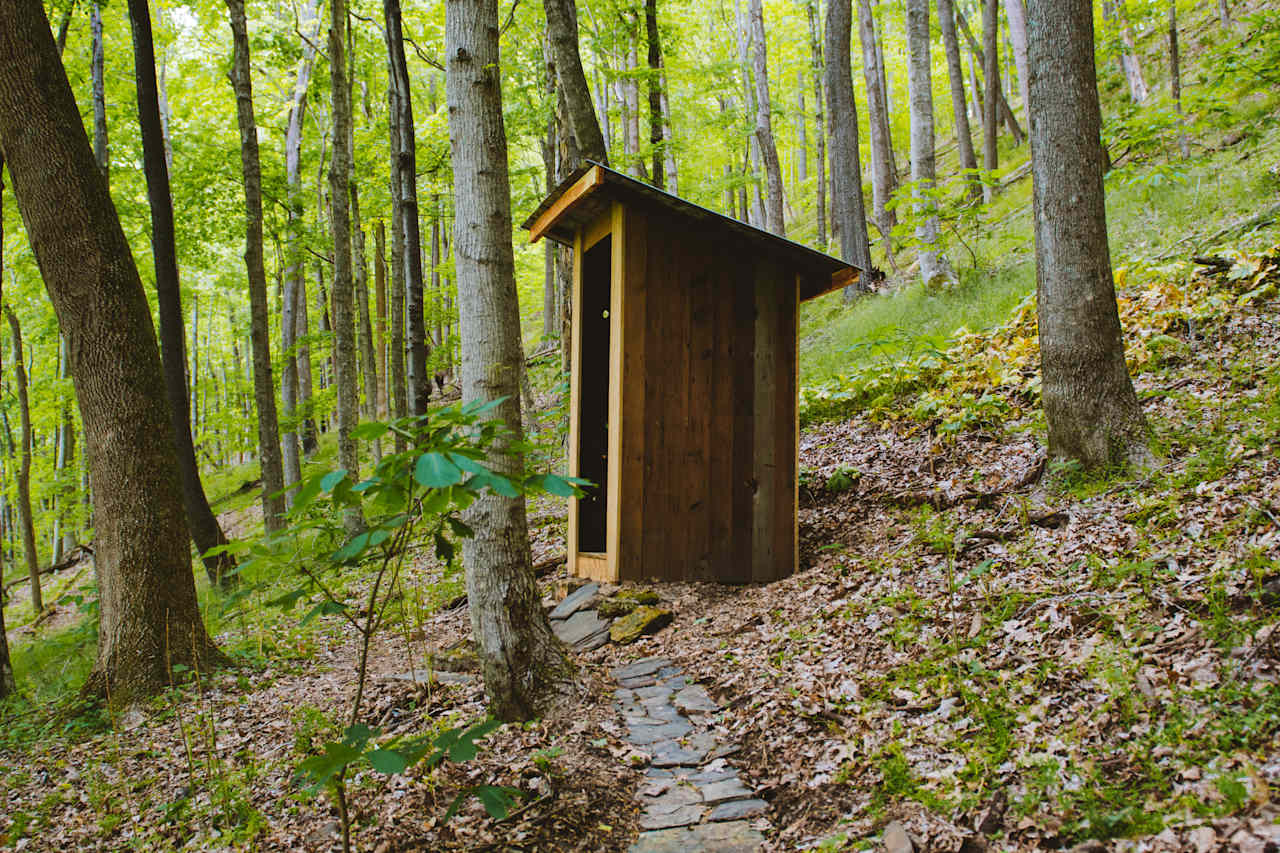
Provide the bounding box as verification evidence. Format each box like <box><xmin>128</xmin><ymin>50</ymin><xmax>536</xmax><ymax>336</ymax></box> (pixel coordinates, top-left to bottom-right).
<box><xmin>641</xmin><ymin>785</ymin><xmax>702</xmax><ymax>814</ymax></box>
<box><xmin>635</xmin><ymin>684</ymin><xmax>674</xmax><ymax>700</ymax></box>
<box><xmin>688</xmin><ymin>767</ymin><xmax>738</xmax><ymax>784</ymax></box>
<box><xmin>549</xmin><ymin>582</ymin><xmax>600</xmax><ymax>620</ymax></box>
<box><xmin>883</xmin><ymin>820</ymin><xmax>914</xmax><ymax>853</ymax></box>
<box><xmin>599</xmin><ymin>597</ymin><xmax>639</xmax><ymax>618</ymax></box>
<box><xmin>119</xmin><ymin>706</ymin><xmax>146</xmax><ymax>731</ymax></box>
<box><xmin>575</xmin><ymin>626</ymin><xmax>611</xmax><ymax>651</ymax></box>
<box><xmin>628</xmin><ymin>719</ymin><xmax>694</xmax><ymax>745</ymax></box>
<box><xmin>707</xmin><ymin>798</ymin><xmax>768</xmax><ymax>822</ymax></box>
<box><xmin>427</xmin><ymin>639</ymin><xmax>480</xmax><ymax>673</ymax></box>
<box><xmin>611</xmin><ymin>657</ymin><xmax>673</xmax><ymax>680</ymax></box>
<box><xmin>674</xmin><ymin>685</ymin><xmax>719</xmax><ymax>714</ymax></box>
<box><xmin>1188</xmin><ymin>826</ymin><xmax>1217</xmax><ymax>853</ymax></box>
<box><xmin>652</xmin><ymin>742</ymin><xmax>710</xmax><ymax>768</ymax></box>
<box><xmin>698</xmin><ymin>778</ymin><xmax>755</xmax><ymax>805</ymax></box>
<box><xmin>706</xmin><ymin>743</ymin><xmax>741</xmax><ymax>760</ymax></box>
<box><xmin>638</xmin><ymin>804</ymin><xmax>703</xmax><ymax>830</ymax></box>
<box><xmin>553</xmin><ymin>609</ymin><xmax>609</xmax><ymax>646</ymax></box>
<box><xmin>610</xmin><ymin>606</ymin><xmax>674</xmax><ymax>644</ymax></box>
<box><xmin>628</xmin><ymin>821</ymin><xmax>765</xmax><ymax>853</ymax></box>
<box><xmin>620</xmin><ymin>674</ymin><xmax>659</xmax><ymax>689</ymax></box>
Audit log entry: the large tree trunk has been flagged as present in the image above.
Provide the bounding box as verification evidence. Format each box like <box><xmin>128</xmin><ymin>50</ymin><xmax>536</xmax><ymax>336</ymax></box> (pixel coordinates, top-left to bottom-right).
<box><xmin>227</xmin><ymin>0</ymin><xmax>287</xmax><ymax>535</ymax></box>
<box><xmin>748</xmin><ymin>0</ymin><xmax>785</xmax><ymax>235</ymax></box>
<box><xmin>329</xmin><ymin>0</ymin><xmax>365</xmax><ymax>536</ymax></box>
<box><xmin>938</xmin><ymin>0</ymin><xmax>981</xmax><ymax>200</ymax></box>
<box><xmin>0</xmin><ymin>166</ymin><xmax>16</xmax><ymax>700</ymax></box>
<box><xmin>644</xmin><ymin>0</ymin><xmax>665</xmax><ymax>189</ymax></box>
<box><xmin>805</xmin><ymin>0</ymin><xmax>827</xmax><ymax>248</ymax></box>
<box><xmin>129</xmin><ymin>0</ymin><xmax>238</xmax><ymax>582</ymax></box>
<box><xmin>384</xmin><ymin>0</ymin><xmax>431</xmax><ymax>417</ymax></box>
<box><xmin>542</xmin><ymin>0</ymin><xmax>608</xmax><ymax>163</ymax></box>
<box><xmin>386</xmin><ymin>70</ymin><xmax>409</xmax><ymax>449</ymax></box>
<box><xmin>824</xmin><ymin>0</ymin><xmax>871</xmax><ymax>289</ymax></box>
<box><xmin>445</xmin><ymin>0</ymin><xmax>573</xmax><ymax>722</ymax></box>
<box><xmin>4</xmin><ymin>308</ymin><xmax>42</xmax><ymax>614</ymax></box>
<box><xmin>1003</xmin><ymin>0</ymin><xmax>1030</xmax><ymax>113</ymax></box>
<box><xmin>906</xmin><ymin>0</ymin><xmax>951</xmax><ymax>287</ymax></box>
<box><xmin>0</xmin><ymin>0</ymin><xmax>222</xmax><ymax>701</ymax></box>
<box><xmin>1027</xmin><ymin>0</ymin><xmax>1148</xmax><ymax>468</ymax></box>
<box><xmin>857</xmin><ymin>0</ymin><xmax>897</xmax><ymax>251</ymax></box>
<box><xmin>281</xmin><ymin>0</ymin><xmax>321</xmax><ymax>499</ymax></box>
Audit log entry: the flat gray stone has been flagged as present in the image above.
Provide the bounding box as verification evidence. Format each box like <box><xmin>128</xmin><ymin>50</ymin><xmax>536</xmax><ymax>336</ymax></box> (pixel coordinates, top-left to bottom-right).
<box><xmin>620</xmin><ymin>674</ymin><xmax>658</xmax><ymax>689</ymax></box>
<box><xmin>615</xmin><ymin>687</ymin><xmax>637</xmax><ymax>702</ymax></box>
<box><xmin>628</xmin><ymin>821</ymin><xmax>766</xmax><ymax>853</ymax></box>
<box><xmin>698</xmin><ymin>778</ymin><xmax>755</xmax><ymax>805</ymax></box>
<box><xmin>553</xmin><ymin>609</ymin><xmax>608</xmax><ymax>646</ymax></box>
<box><xmin>383</xmin><ymin>670</ymin><xmax>477</xmax><ymax>685</ymax></box>
<box><xmin>660</xmin><ymin>675</ymin><xmax>689</xmax><ymax>691</ymax></box>
<box><xmin>707</xmin><ymin>743</ymin><xmax>741</xmax><ymax>760</ymax></box>
<box><xmin>684</xmin><ymin>731</ymin><xmax>718</xmax><ymax>755</ymax></box>
<box><xmin>612</xmin><ymin>657</ymin><xmax>673</xmax><ymax>680</ymax></box>
<box><xmin>645</xmin><ymin>768</ymin><xmax>675</xmax><ymax>779</ymax></box>
<box><xmin>549</xmin><ymin>583</ymin><xmax>600</xmax><ymax>620</ymax></box>
<box><xmin>575</xmin><ymin>626</ymin><xmax>611</xmax><ymax>651</ymax></box>
<box><xmin>638</xmin><ymin>804</ymin><xmax>703</xmax><ymax>831</ymax></box>
<box><xmin>656</xmin><ymin>666</ymin><xmax>682</xmax><ymax>679</ymax></box>
<box><xmin>635</xmin><ymin>684</ymin><xmax>674</xmax><ymax>700</ymax></box>
<box><xmin>628</xmin><ymin>719</ymin><xmax>693</xmax><ymax>745</ymax></box>
<box><xmin>652</xmin><ymin>742</ymin><xmax>709</xmax><ymax>768</ymax></box>
<box><xmin>674</xmin><ymin>684</ymin><xmax>719</xmax><ymax>714</ymax></box>
<box><xmin>641</xmin><ymin>785</ymin><xmax>702</xmax><ymax>814</ymax></box>
<box><xmin>688</xmin><ymin>768</ymin><xmax>739</xmax><ymax>784</ymax></box>
<box><xmin>707</xmin><ymin>799</ymin><xmax>768</xmax><ymax>822</ymax></box>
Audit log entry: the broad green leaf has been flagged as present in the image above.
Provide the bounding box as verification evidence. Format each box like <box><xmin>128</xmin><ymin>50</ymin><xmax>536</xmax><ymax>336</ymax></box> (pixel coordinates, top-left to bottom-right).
<box><xmin>415</xmin><ymin>452</ymin><xmax>463</xmax><ymax>488</ymax></box>
<box><xmin>366</xmin><ymin>748</ymin><xmax>408</xmax><ymax>775</ymax></box>
<box><xmin>320</xmin><ymin>470</ymin><xmax>349</xmax><ymax>492</ymax></box>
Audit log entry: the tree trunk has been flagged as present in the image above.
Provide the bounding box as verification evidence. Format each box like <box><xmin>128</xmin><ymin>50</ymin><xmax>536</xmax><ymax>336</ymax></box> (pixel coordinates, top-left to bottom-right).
<box><xmin>0</xmin><ymin>0</ymin><xmax>223</xmax><ymax>701</ymax></box>
<box><xmin>907</xmin><ymin>0</ymin><xmax>951</xmax><ymax>287</ymax></box>
<box><xmin>281</xmin><ymin>0</ymin><xmax>321</xmax><ymax>497</ymax></box>
<box><xmin>384</xmin><ymin>0</ymin><xmax>431</xmax><ymax>417</ymax></box>
<box><xmin>226</xmin><ymin>0</ymin><xmax>287</xmax><ymax>535</ymax></box>
<box><xmin>805</xmin><ymin>0</ymin><xmax>827</xmax><ymax>248</ymax></box>
<box><xmin>348</xmin><ymin>19</ymin><xmax>380</xmax><ymax>461</ymax></box>
<box><xmin>1003</xmin><ymin>0</ymin><xmax>1030</xmax><ymax>114</ymax></box>
<box><xmin>956</xmin><ymin>6</ymin><xmax>1023</xmax><ymax>144</ymax></box>
<box><xmin>1169</xmin><ymin>1</ymin><xmax>1188</xmax><ymax>159</ymax></box>
<box><xmin>981</xmin><ymin>0</ymin><xmax>999</xmax><ymax>202</ymax></box>
<box><xmin>0</xmin><ymin>166</ymin><xmax>15</xmax><ymax>700</ymax></box>
<box><xmin>375</xmin><ymin>220</ymin><xmax>388</xmax><ymax>417</ymax></box>
<box><xmin>1027</xmin><ymin>0</ymin><xmax>1148</xmax><ymax>468</ymax></box>
<box><xmin>645</xmin><ymin>0</ymin><xmax>665</xmax><ymax>189</ymax></box>
<box><xmin>748</xmin><ymin>0</ymin><xmax>785</xmax><ymax>235</ymax></box>
<box><xmin>444</xmin><ymin>0</ymin><xmax>573</xmax><ymax>722</ymax></box>
<box><xmin>824</xmin><ymin>0</ymin><xmax>871</xmax><ymax>287</ymax></box>
<box><xmin>938</xmin><ymin>0</ymin><xmax>981</xmax><ymax>200</ymax></box>
<box><xmin>91</xmin><ymin>1</ymin><xmax>108</xmax><ymax>181</ymax></box>
<box><xmin>130</xmin><ymin>0</ymin><xmax>239</xmax><ymax>581</ymax></box>
<box><xmin>54</xmin><ymin>336</ymin><xmax>77</xmax><ymax>559</ymax></box>
<box><xmin>542</xmin><ymin>0</ymin><xmax>608</xmax><ymax>163</ymax></box>
<box><xmin>4</xmin><ymin>308</ymin><xmax>42</xmax><ymax>613</ymax></box>
<box><xmin>857</xmin><ymin>0</ymin><xmax>897</xmax><ymax>250</ymax></box>
<box><xmin>625</xmin><ymin>33</ymin><xmax>645</xmax><ymax>179</ymax></box>
<box><xmin>328</xmin><ymin>0</ymin><xmax>365</xmax><ymax>536</ymax></box>
<box><xmin>1217</xmin><ymin>0</ymin><xmax>1231</xmax><ymax>27</ymax></box>
<box><xmin>1111</xmin><ymin>1</ymin><xmax>1149</xmax><ymax>104</ymax></box>
<box><xmin>387</xmin><ymin>72</ymin><xmax>409</xmax><ymax>449</ymax></box>
<box><xmin>660</xmin><ymin>68</ymin><xmax>677</xmax><ymax>192</ymax></box>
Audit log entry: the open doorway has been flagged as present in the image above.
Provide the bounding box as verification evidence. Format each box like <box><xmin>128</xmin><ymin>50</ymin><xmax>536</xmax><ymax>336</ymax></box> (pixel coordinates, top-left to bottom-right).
<box><xmin>577</xmin><ymin>234</ymin><xmax>612</xmax><ymax>554</ymax></box>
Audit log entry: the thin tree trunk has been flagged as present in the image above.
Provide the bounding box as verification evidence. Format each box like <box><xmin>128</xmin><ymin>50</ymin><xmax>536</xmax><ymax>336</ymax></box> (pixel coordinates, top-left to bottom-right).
<box><xmin>748</xmin><ymin>0</ymin><xmax>785</xmax><ymax>235</ymax></box>
<box><xmin>348</xmin><ymin>19</ymin><xmax>379</xmax><ymax>461</ymax></box>
<box><xmin>1111</xmin><ymin>1</ymin><xmax>1149</xmax><ymax>104</ymax></box>
<box><xmin>660</xmin><ymin>68</ymin><xmax>677</xmax><ymax>192</ymax></box>
<box><xmin>1003</xmin><ymin>0</ymin><xmax>1030</xmax><ymax>114</ymax></box>
<box><xmin>57</xmin><ymin>337</ymin><xmax>77</xmax><ymax>555</ymax></box>
<box><xmin>806</xmin><ymin>0</ymin><xmax>827</xmax><ymax>247</ymax></box>
<box><xmin>1217</xmin><ymin>0</ymin><xmax>1231</xmax><ymax>27</ymax></box>
<box><xmin>0</xmin><ymin>155</ymin><xmax>16</xmax><ymax>700</ymax></box>
<box><xmin>55</xmin><ymin>1</ymin><xmax>74</xmax><ymax>54</ymax></box>
<box><xmin>384</xmin><ymin>0</ymin><xmax>431</xmax><ymax>417</ymax></box>
<box><xmin>938</xmin><ymin>0</ymin><xmax>981</xmax><ymax>200</ymax></box>
<box><xmin>444</xmin><ymin>0</ymin><xmax>573</xmax><ymax>722</ymax></box>
<box><xmin>625</xmin><ymin>33</ymin><xmax>644</xmax><ymax>179</ymax></box>
<box><xmin>1169</xmin><ymin>1</ymin><xmax>1188</xmax><ymax>159</ymax></box>
<box><xmin>4</xmin><ymin>309</ymin><xmax>42</xmax><ymax>613</ymax></box>
<box><xmin>131</xmin><ymin>0</ymin><xmax>239</xmax><ymax>580</ymax></box>
<box><xmin>645</xmin><ymin>0</ymin><xmax>664</xmax><ymax>189</ymax></box>
<box><xmin>91</xmin><ymin>1</ymin><xmax>108</xmax><ymax>181</ymax></box>
<box><xmin>956</xmin><ymin>6</ymin><xmax>1023</xmax><ymax>143</ymax></box>
<box><xmin>907</xmin><ymin>0</ymin><xmax>951</xmax><ymax>287</ymax></box>
<box><xmin>387</xmin><ymin>72</ymin><xmax>409</xmax><ymax>450</ymax></box>
<box><xmin>0</xmin><ymin>0</ymin><xmax>223</xmax><ymax>700</ymax></box>
<box><xmin>981</xmin><ymin>0</ymin><xmax>1000</xmax><ymax>201</ymax></box>
<box><xmin>824</xmin><ymin>0</ymin><xmax>871</xmax><ymax>287</ymax></box>
<box><xmin>1027</xmin><ymin>0</ymin><xmax>1148</xmax><ymax>467</ymax></box>
<box><xmin>858</xmin><ymin>0</ymin><xmax>897</xmax><ymax>251</ymax></box>
<box><xmin>542</xmin><ymin>0</ymin><xmax>609</xmax><ymax>163</ymax></box>
<box><xmin>227</xmin><ymin>0</ymin><xmax>287</xmax><ymax>535</ymax></box>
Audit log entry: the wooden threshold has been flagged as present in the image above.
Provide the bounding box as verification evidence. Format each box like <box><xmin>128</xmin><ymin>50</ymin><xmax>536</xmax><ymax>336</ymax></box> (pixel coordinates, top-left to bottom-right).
<box><xmin>528</xmin><ymin>165</ymin><xmax>605</xmax><ymax>244</ymax></box>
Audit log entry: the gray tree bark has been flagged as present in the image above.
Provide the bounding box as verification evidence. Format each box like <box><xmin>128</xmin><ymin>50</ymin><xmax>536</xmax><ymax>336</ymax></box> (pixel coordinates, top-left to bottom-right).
<box><xmin>748</xmin><ymin>0</ymin><xmax>786</xmax><ymax>235</ymax></box>
<box><xmin>857</xmin><ymin>0</ymin><xmax>897</xmax><ymax>250</ymax></box>
<box><xmin>645</xmin><ymin>0</ymin><xmax>665</xmax><ymax>189</ymax></box>
<box><xmin>0</xmin><ymin>0</ymin><xmax>223</xmax><ymax>701</ymax></box>
<box><xmin>347</xmin><ymin>19</ymin><xmax>380</xmax><ymax>462</ymax></box>
<box><xmin>445</xmin><ymin>0</ymin><xmax>573</xmax><ymax>721</ymax></box>
<box><xmin>0</xmin><ymin>162</ymin><xmax>16</xmax><ymax>700</ymax></box>
<box><xmin>1003</xmin><ymin>0</ymin><xmax>1030</xmax><ymax>113</ymax></box>
<box><xmin>824</xmin><ymin>0</ymin><xmax>871</xmax><ymax>287</ymax></box>
<box><xmin>227</xmin><ymin>0</ymin><xmax>287</xmax><ymax>536</ymax></box>
<box><xmin>542</xmin><ymin>0</ymin><xmax>608</xmax><ymax>163</ymax></box>
<box><xmin>328</xmin><ymin>0</ymin><xmax>364</xmax><ymax>536</ymax></box>
<box><xmin>386</xmin><ymin>70</ymin><xmax>408</xmax><ymax>449</ymax></box>
<box><xmin>906</xmin><ymin>0</ymin><xmax>951</xmax><ymax>286</ymax></box>
<box><xmin>938</xmin><ymin>0</ymin><xmax>981</xmax><ymax>199</ymax></box>
<box><xmin>805</xmin><ymin>0</ymin><xmax>827</xmax><ymax>247</ymax></box>
<box><xmin>1027</xmin><ymin>0</ymin><xmax>1149</xmax><ymax>468</ymax></box>
<box><xmin>4</xmin><ymin>308</ymin><xmax>41</xmax><ymax>613</ymax></box>
<box><xmin>981</xmin><ymin>0</ymin><xmax>1000</xmax><ymax>202</ymax></box>
<box><xmin>91</xmin><ymin>1</ymin><xmax>108</xmax><ymax>181</ymax></box>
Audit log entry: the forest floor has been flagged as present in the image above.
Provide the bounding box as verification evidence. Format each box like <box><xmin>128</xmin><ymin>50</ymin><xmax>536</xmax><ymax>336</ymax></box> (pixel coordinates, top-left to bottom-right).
<box><xmin>4</xmin><ymin>251</ymin><xmax>1280</xmax><ymax>852</ymax></box>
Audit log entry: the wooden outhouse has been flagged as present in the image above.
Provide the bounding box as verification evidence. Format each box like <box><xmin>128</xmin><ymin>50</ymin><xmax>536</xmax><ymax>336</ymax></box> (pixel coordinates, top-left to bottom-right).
<box><xmin>523</xmin><ymin>163</ymin><xmax>861</xmax><ymax>585</ymax></box>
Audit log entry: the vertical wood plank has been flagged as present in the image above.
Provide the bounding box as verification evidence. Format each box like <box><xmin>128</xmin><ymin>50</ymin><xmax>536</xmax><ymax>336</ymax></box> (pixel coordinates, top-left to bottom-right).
<box><xmin>618</xmin><ymin>206</ymin><xmax>648</xmax><ymax>581</ymax></box>
<box><xmin>772</xmin><ymin>276</ymin><xmax>798</xmax><ymax>582</ymax></box>
<box><xmin>605</xmin><ymin>202</ymin><xmax>625</xmax><ymax>582</ymax></box>
<box><xmin>706</xmin><ymin>238</ymin><xmax>736</xmax><ymax>581</ymax></box>
<box><xmin>751</xmin><ymin>261</ymin><xmax>779</xmax><ymax>584</ymax></box>
<box><xmin>567</xmin><ymin>230</ymin><xmax>584</xmax><ymax>578</ymax></box>
<box><xmin>728</xmin><ymin>252</ymin><xmax>756</xmax><ymax>584</ymax></box>
<box><xmin>641</xmin><ymin>211</ymin><xmax>670</xmax><ymax>581</ymax></box>
<box><xmin>685</xmin><ymin>230</ymin><xmax>714</xmax><ymax>580</ymax></box>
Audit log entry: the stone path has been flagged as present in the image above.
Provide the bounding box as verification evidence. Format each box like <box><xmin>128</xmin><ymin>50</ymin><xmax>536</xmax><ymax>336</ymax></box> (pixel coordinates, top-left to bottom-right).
<box><xmin>613</xmin><ymin>657</ymin><xmax>767</xmax><ymax>852</ymax></box>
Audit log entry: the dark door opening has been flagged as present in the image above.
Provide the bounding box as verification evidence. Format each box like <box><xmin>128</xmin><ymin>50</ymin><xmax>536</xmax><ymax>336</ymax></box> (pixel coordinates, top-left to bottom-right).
<box><xmin>577</xmin><ymin>235</ymin><xmax>612</xmax><ymax>554</ymax></box>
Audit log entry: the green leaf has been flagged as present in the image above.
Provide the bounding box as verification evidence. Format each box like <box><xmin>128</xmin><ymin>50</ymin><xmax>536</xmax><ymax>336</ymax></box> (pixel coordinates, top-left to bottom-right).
<box><xmin>366</xmin><ymin>748</ymin><xmax>409</xmax><ymax>775</ymax></box>
<box><xmin>415</xmin><ymin>452</ymin><xmax>463</xmax><ymax>488</ymax></box>
<box><xmin>268</xmin><ymin>588</ymin><xmax>309</xmax><ymax>611</ymax></box>
<box><xmin>297</xmin><ymin>741</ymin><xmax>362</xmax><ymax>790</ymax></box>
<box><xmin>474</xmin><ymin>785</ymin><xmax>520</xmax><ymax>820</ymax></box>
<box><xmin>351</xmin><ymin>421</ymin><xmax>390</xmax><ymax>440</ymax></box>
<box><xmin>446</xmin><ymin>719</ymin><xmax>502</xmax><ymax>762</ymax></box>
<box><xmin>321</xmin><ymin>470</ymin><xmax>349</xmax><ymax>492</ymax></box>
<box><xmin>446</xmin><ymin>517</ymin><xmax>474</xmax><ymax>539</ymax></box>
<box><xmin>448</xmin><ymin>452</ymin><xmax>490</xmax><ymax>475</ymax></box>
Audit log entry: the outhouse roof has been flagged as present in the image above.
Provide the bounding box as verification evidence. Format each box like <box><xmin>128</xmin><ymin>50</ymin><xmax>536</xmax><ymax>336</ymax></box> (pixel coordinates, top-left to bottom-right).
<box><xmin>521</xmin><ymin>162</ymin><xmax>868</xmax><ymax>302</ymax></box>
